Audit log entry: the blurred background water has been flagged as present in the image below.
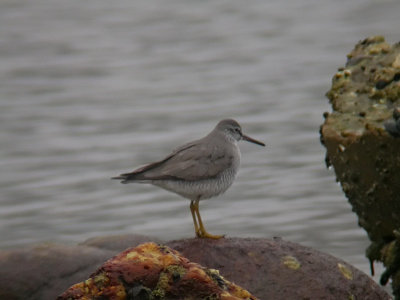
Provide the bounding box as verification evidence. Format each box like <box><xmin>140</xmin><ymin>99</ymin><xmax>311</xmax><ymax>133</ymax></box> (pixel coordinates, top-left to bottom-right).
<box><xmin>1</xmin><ymin>0</ymin><xmax>399</xmax><ymax>284</ymax></box>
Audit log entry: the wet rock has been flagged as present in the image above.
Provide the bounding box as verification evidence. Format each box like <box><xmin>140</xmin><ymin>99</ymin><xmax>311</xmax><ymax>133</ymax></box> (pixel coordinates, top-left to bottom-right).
<box><xmin>57</xmin><ymin>242</ymin><xmax>257</xmax><ymax>300</ymax></box>
<box><xmin>0</xmin><ymin>235</ymin><xmax>390</xmax><ymax>300</ymax></box>
<box><xmin>320</xmin><ymin>36</ymin><xmax>400</xmax><ymax>297</ymax></box>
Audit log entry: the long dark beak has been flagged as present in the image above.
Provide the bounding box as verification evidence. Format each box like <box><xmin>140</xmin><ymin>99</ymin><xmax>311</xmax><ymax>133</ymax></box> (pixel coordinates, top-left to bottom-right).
<box><xmin>242</xmin><ymin>134</ymin><xmax>265</xmax><ymax>147</ymax></box>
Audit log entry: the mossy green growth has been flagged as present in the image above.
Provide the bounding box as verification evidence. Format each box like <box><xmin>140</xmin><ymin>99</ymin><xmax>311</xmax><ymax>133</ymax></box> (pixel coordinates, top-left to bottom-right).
<box><xmin>150</xmin><ymin>265</ymin><xmax>186</xmax><ymax>299</ymax></box>
<box><xmin>204</xmin><ymin>294</ymin><xmax>220</xmax><ymax>300</ymax></box>
<box><xmin>166</xmin><ymin>264</ymin><xmax>186</xmax><ymax>280</ymax></box>
<box><xmin>93</xmin><ymin>272</ymin><xmax>109</xmax><ymax>288</ymax></box>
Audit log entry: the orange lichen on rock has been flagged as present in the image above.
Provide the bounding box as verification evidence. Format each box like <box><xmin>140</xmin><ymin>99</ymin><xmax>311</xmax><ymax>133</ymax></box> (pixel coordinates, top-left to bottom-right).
<box><xmin>57</xmin><ymin>242</ymin><xmax>258</xmax><ymax>300</ymax></box>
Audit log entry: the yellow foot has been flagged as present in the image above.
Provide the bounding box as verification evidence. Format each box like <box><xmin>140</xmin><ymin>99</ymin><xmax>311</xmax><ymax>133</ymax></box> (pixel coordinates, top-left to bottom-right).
<box><xmin>190</xmin><ymin>198</ymin><xmax>224</xmax><ymax>239</ymax></box>
<box><xmin>196</xmin><ymin>230</ymin><xmax>225</xmax><ymax>239</ymax></box>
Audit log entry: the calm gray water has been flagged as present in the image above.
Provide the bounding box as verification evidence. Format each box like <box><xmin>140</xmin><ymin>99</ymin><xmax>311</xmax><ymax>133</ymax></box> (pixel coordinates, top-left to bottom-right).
<box><xmin>1</xmin><ymin>0</ymin><xmax>399</xmax><ymax>282</ymax></box>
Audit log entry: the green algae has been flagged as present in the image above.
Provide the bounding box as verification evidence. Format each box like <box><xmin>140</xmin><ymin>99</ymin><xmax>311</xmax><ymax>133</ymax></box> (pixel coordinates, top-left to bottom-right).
<box><xmin>150</xmin><ymin>265</ymin><xmax>186</xmax><ymax>300</ymax></box>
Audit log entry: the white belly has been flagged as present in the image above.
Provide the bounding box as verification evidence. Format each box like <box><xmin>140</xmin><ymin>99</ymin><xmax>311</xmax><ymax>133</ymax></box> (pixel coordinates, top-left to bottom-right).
<box><xmin>152</xmin><ymin>167</ymin><xmax>238</xmax><ymax>201</ymax></box>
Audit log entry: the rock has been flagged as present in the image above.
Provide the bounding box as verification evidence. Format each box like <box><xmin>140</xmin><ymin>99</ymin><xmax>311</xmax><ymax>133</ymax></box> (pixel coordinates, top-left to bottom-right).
<box><xmin>320</xmin><ymin>36</ymin><xmax>400</xmax><ymax>297</ymax></box>
<box><xmin>0</xmin><ymin>235</ymin><xmax>154</xmax><ymax>300</ymax></box>
<box><xmin>167</xmin><ymin>237</ymin><xmax>389</xmax><ymax>300</ymax></box>
<box><xmin>0</xmin><ymin>235</ymin><xmax>390</xmax><ymax>300</ymax></box>
<box><xmin>57</xmin><ymin>242</ymin><xmax>258</xmax><ymax>300</ymax></box>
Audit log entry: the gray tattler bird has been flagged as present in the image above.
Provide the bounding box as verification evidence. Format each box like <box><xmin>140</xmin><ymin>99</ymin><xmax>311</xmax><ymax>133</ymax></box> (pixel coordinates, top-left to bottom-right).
<box><xmin>112</xmin><ymin>119</ymin><xmax>265</xmax><ymax>239</ymax></box>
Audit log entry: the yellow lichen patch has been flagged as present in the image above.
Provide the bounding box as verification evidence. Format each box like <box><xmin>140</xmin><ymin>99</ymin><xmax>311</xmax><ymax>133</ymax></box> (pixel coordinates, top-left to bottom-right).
<box><xmin>368</xmin><ymin>41</ymin><xmax>390</xmax><ymax>55</ymax></box>
<box><xmin>126</xmin><ymin>251</ymin><xmax>139</xmax><ymax>260</ymax></box>
<box><xmin>93</xmin><ymin>272</ymin><xmax>109</xmax><ymax>287</ymax></box>
<box><xmin>392</xmin><ymin>54</ymin><xmax>400</xmax><ymax>69</ymax></box>
<box><xmin>125</xmin><ymin>242</ymin><xmax>180</xmax><ymax>269</ymax></box>
<box><xmin>282</xmin><ymin>255</ymin><xmax>301</xmax><ymax>270</ymax></box>
<box><xmin>152</xmin><ymin>271</ymin><xmax>167</xmax><ymax>298</ymax></box>
<box><xmin>338</xmin><ymin>263</ymin><xmax>353</xmax><ymax>280</ymax></box>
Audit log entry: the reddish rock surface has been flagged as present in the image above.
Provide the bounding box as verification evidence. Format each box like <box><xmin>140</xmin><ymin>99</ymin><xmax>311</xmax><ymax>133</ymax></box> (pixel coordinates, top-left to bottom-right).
<box><xmin>57</xmin><ymin>242</ymin><xmax>257</xmax><ymax>300</ymax></box>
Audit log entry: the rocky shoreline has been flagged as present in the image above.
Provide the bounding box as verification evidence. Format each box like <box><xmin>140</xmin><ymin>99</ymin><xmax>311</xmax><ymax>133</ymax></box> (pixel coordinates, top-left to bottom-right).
<box><xmin>0</xmin><ymin>235</ymin><xmax>390</xmax><ymax>299</ymax></box>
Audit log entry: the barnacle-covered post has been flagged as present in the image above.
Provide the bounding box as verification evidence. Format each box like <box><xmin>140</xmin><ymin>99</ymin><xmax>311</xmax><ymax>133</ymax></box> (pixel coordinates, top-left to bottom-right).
<box><xmin>320</xmin><ymin>36</ymin><xmax>400</xmax><ymax>297</ymax></box>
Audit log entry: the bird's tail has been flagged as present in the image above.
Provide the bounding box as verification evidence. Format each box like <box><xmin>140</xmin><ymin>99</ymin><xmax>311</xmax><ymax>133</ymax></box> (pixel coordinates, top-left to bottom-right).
<box><xmin>111</xmin><ymin>173</ymin><xmax>133</xmax><ymax>183</ymax></box>
<box><xmin>111</xmin><ymin>171</ymin><xmax>150</xmax><ymax>183</ymax></box>
<box><xmin>111</xmin><ymin>175</ymin><xmax>126</xmax><ymax>180</ymax></box>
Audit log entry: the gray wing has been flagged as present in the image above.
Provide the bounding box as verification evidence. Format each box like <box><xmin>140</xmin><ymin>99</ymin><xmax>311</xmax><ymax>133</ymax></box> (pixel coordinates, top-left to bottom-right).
<box><xmin>113</xmin><ymin>138</ymin><xmax>234</xmax><ymax>182</ymax></box>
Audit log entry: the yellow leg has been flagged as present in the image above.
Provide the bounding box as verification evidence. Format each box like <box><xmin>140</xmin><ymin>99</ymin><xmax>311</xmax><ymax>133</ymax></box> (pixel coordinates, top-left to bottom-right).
<box><xmin>190</xmin><ymin>200</ymin><xmax>201</xmax><ymax>237</ymax></box>
<box><xmin>192</xmin><ymin>198</ymin><xmax>224</xmax><ymax>239</ymax></box>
